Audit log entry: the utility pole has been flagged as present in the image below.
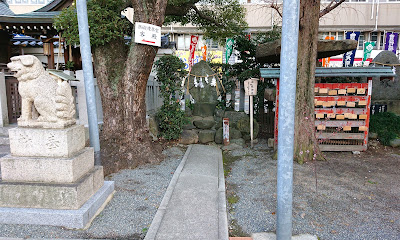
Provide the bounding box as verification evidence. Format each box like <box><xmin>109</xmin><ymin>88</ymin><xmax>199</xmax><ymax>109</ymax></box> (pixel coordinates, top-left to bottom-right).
<box><xmin>276</xmin><ymin>0</ymin><xmax>300</xmax><ymax>239</ymax></box>
<box><xmin>76</xmin><ymin>0</ymin><xmax>101</xmax><ymax>161</ymax></box>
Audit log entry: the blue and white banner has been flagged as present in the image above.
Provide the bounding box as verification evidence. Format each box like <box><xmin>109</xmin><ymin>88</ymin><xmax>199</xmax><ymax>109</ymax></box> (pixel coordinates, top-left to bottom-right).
<box><xmin>384</xmin><ymin>32</ymin><xmax>399</xmax><ymax>53</ymax></box>
<box><xmin>342</xmin><ymin>31</ymin><xmax>360</xmax><ymax>67</ymax></box>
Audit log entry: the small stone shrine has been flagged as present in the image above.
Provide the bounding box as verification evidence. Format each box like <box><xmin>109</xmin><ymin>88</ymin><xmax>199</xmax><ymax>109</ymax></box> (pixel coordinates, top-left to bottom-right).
<box><xmin>0</xmin><ymin>55</ymin><xmax>114</xmax><ymax>228</ymax></box>
<box><xmin>371</xmin><ymin>51</ymin><xmax>400</xmax><ymax>114</ymax></box>
<box><xmin>187</xmin><ymin>60</ymin><xmax>222</xmax><ymax>143</ymax></box>
<box><xmin>180</xmin><ymin>61</ymin><xmax>259</xmax><ymax>145</ymax></box>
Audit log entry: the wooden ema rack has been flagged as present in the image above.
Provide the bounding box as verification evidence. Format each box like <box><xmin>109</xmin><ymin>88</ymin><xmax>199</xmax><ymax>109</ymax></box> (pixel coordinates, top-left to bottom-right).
<box><xmin>259</xmin><ymin>67</ymin><xmax>396</xmax><ymax>152</ymax></box>
<box><xmin>314</xmin><ymin>81</ymin><xmax>372</xmax><ymax>151</ymax></box>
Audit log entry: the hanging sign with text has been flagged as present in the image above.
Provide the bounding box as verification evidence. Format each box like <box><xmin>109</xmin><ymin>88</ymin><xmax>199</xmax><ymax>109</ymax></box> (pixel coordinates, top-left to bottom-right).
<box><xmin>134</xmin><ymin>22</ymin><xmax>161</xmax><ymax>47</ymax></box>
<box><xmin>244</xmin><ymin>78</ymin><xmax>258</xmax><ymax>96</ymax></box>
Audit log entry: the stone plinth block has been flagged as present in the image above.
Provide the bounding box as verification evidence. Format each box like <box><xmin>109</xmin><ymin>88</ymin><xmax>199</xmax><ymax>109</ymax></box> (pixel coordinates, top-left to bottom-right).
<box><xmin>0</xmin><ymin>147</ymin><xmax>94</xmax><ymax>183</ymax></box>
<box><xmin>9</xmin><ymin>125</ymin><xmax>85</xmax><ymax>158</ymax></box>
<box><xmin>0</xmin><ymin>166</ymin><xmax>104</xmax><ymax>210</ymax></box>
<box><xmin>0</xmin><ymin>181</ymin><xmax>115</xmax><ymax>229</ymax></box>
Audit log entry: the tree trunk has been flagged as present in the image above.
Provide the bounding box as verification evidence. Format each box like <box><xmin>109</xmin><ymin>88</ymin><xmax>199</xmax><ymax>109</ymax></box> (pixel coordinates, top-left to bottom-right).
<box><xmin>293</xmin><ymin>0</ymin><xmax>323</xmax><ymax>163</ymax></box>
<box><xmin>92</xmin><ymin>0</ymin><xmax>168</xmax><ymax>175</ymax></box>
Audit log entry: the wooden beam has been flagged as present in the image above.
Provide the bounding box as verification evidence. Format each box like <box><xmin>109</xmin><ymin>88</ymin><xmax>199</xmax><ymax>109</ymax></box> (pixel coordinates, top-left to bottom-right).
<box><xmin>317</xmin><ymin>133</ymin><xmax>364</xmax><ymax>140</ymax></box>
<box><xmin>319</xmin><ymin>145</ymin><xmax>366</xmax><ymax>152</ymax></box>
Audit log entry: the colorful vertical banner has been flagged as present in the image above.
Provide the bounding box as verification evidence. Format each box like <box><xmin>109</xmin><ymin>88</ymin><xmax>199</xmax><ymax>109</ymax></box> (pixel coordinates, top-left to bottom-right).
<box><xmin>322</xmin><ymin>36</ymin><xmax>334</xmax><ymax>67</ymax></box>
<box><xmin>188</xmin><ymin>35</ymin><xmax>199</xmax><ymax>71</ymax></box>
<box><xmin>201</xmin><ymin>45</ymin><xmax>207</xmax><ymax>61</ymax></box>
<box><xmin>342</xmin><ymin>31</ymin><xmax>360</xmax><ymax>67</ymax></box>
<box><xmin>384</xmin><ymin>32</ymin><xmax>399</xmax><ymax>53</ymax></box>
<box><xmin>225</xmin><ymin>38</ymin><xmax>234</xmax><ymax>64</ymax></box>
<box><xmin>363</xmin><ymin>41</ymin><xmax>376</xmax><ymax>62</ymax></box>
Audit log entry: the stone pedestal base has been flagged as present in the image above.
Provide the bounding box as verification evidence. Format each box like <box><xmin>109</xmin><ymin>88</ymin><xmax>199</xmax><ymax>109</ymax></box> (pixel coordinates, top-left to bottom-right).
<box><xmin>0</xmin><ymin>181</ymin><xmax>115</xmax><ymax>229</ymax></box>
<box><xmin>0</xmin><ymin>166</ymin><xmax>104</xmax><ymax>210</ymax></box>
<box><xmin>0</xmin><ymin>147</ymin><xmax>94</xmax><ymax>183</ymax></box>
<box><xmin>0</xmin><ymin>124</ymin><xmax>112</xmax><ymax>228</ymax></box>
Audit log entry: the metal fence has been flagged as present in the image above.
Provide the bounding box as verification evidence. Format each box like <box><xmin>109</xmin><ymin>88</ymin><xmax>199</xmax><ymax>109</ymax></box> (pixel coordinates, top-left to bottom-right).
<box><xmin>146</xmin><ymin>75</ymin><xmax>163</xmax><ymax>115</ymax></box>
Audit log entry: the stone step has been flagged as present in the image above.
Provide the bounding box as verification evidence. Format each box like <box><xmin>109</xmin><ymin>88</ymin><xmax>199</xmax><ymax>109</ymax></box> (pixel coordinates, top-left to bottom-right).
<box><xmin>0</xmin><ymin>136</ymin><xmax>9</xmax><ymax>145</ymax></box>
<box><xmin>0</xmin><ymin>125</ymin><xmax>16</xmax><ymax>136</ymax></box>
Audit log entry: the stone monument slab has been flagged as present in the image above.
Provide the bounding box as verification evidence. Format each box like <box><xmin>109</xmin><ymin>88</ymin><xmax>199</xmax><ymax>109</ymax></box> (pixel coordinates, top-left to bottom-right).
<box><xmin>0</xmin><ymin>147</ymin><xmax>94</xmax><ymax>183</ymax></box>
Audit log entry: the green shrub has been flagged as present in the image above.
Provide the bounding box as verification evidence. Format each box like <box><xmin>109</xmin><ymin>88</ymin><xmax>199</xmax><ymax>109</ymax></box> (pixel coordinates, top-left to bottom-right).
<box><xmin>156</xmin><ymin>103</ymin><xmax>188</xmax><ymax>140</ymax></box>
<box><xmin>370</xmin><ymin>112</ymin><xmax>400</xmax><ymax>145</ymax></box>
<box><xmin>155</xmin><ymin>55</ymin><xmax>188</xmax><ymax>140</ymax></box>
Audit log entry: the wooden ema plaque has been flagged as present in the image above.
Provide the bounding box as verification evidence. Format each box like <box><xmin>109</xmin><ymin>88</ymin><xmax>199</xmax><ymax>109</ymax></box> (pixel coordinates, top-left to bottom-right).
<box><xmin>346</xmin><ymin>88</ymin><xmax>356</xmax><ymax>94</ymax></box>
<box><xmin>328</xmin><ymin>90</ymin><xmax>338</xmax><ymax>95</ymax></box>
<box><xmin>314</xmin><ymin>81</ymin><xmax>372</xmax><ymax>152</ymax></box>
<box><xmin>357</xmin><ymin>88</ymin><xmax>366</xmax><ymax>95</ymax></box>
<box><xmin>343</xmin><ymin>126</ymin><xmax>352</xmax><ymax>131</ymax></box>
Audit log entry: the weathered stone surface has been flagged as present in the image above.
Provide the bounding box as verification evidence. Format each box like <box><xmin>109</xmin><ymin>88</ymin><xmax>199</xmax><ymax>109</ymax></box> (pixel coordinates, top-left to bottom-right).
<box><xmin>390</xmin><ymin>138</ymin><xmax>400</xmax><ymax>148</ymax></box>
<box><xmin>256</xmin><ymin>39</ymin><xmax>358</xmax><ymax>64</ymax></box>
<box><xmin>9</xmin><ymin>125</ymin><xmax>85</xmax><ymax>158</ymax></box>
<box><xmin>215</xmin><ymin>109</ymin><xmax>225</xmax><ymax>118</ymax></box>
<box><xmin>371</xmin><ymin>51</ymin><xmax>400</xmax><ymax>110</ymax></box>
<box><xmin>268</xmin><ymin>138</ymin><xmax>275</xmax><ymax>148</ymax></box>
<box><xmin>185</xmin><ymin>107</ymin><xmax>193</xmax><ymax>117</ymax></box>
<box><xmin>369</xmin><ymin>132</ymin><xmax>378</xmax><ymax>139</ymax></box>
<box><xmin>179</xmin><ymin>130</ymin><xmax>199</xmax><ymax>145</ymax></box>
<box><xmin>264</xmin><ymin>88</ymin><xmax>276</xmax><ymax>101</ymax></box>
<box><xmin>0</xmin><ymin>166</ymin><xmax>104</xmax><ymax>210</ymax></box>
<box><xmin>223</xmin><ymin>111</ymin><xmax>248</xmax><ymax>128</ymax></box>
<box><xmin>371</xmin><ymin>100</ymin><xmax>400</xmax><ymax>115</ymax></box>
<box><xmin>0</xmin><ymin>181</ymin><xmax>115</xmax><ymax>229</ymax></box>
<box><xmin>230</xmin><ymin>138</ymin><xmax>245</xmax><ymax>147</ymax></box>
<box><xmin>189</xmin><ymin>61</ymin><xmax>222</xmax><ymax>103</ymax></box>
<box><xmin>7</xmin><ymin>55</ymin><xmax>76</xmax><ymax>128</ymax></box>
<box><xmin>198</xmin><ymin>130</ymin><xmax>216</xmax><ymax>143</ymax></box>
<box><xmin>192</xmin><ymin>102</ymin><xmax>217</xmax><ymax>117</ymax></box>
<box><xmin>236</xmin><ymin>118</ymin><xmax>260</xmax><ymax>140</ymax></box>
<box><xmin>193</xmin><ymin>116</ymin><xmax>215</xmax><ymax>129</ymax></box>
<box><xmin>215</xmin><ymin>127</ymin><xmax>242</xmax><ymax>144</ymax></box>
<box><xmin>215</xmin><ymin>128</ymin><xmax>223</xmax><ymax>144</ymax></box>
<box><xmin>0</xmin><ymin>147</ymin><xmax>94</xmax><ymax>183</ymax></box>
<box><xmin>183</xmin><ymin>122</ymin><xmax>196</xmax><ymax>130</ymax></box>
<box><xmin>231</xmin><ymin>128</ymin><xmax>243</xmax><ymax>139</ymax></box>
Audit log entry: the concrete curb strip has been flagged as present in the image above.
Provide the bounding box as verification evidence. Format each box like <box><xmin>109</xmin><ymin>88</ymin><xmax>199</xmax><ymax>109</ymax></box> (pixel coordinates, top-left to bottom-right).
<box><xmin>218</xmin><ymin>148</ymin><xmax>229</xmax><ymax>240</ymax></box>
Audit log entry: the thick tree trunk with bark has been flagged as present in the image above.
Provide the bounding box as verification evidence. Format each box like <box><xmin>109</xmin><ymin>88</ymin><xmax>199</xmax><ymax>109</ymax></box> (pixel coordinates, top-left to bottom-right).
<box><xmin>93</xmin><ymin>0</ymin><xmax>168</xmax><ymax>175</ymax></box>
<box><xmin>293</xmin><ymin>0</ymin><xmax>323</xmax><ymax>163</ymax></box>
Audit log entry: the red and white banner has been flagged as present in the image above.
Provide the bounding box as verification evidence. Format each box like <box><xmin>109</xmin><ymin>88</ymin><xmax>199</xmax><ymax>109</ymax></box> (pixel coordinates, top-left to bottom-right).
<box><xmin>188</xmin><ymin>35</ymin><xmax>199</xmax><ymax>71</ymax></box>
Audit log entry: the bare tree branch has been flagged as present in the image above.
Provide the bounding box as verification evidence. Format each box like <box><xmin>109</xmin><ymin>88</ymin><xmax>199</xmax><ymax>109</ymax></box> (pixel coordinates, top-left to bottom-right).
<box><xmin>270</xmin><ymin>2</ymin><xmax>282</xmax><ymax>18</ymax></box>
<box><xmin>320</xmin><ymin>0</ymin><xmax>346</xmax><ymax>18</ymax></box>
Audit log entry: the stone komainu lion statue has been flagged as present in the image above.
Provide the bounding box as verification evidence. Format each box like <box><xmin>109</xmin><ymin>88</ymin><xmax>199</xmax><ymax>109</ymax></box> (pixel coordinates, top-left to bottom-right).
<box><xmin>7</xmin><ymin>55</ymin><xmax>76</xmax><ymax>128</ymax></box>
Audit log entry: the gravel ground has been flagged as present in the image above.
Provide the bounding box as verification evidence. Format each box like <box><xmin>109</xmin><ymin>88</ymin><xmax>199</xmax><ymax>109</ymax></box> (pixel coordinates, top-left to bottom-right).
<box><xmin>225</xmin><ymin>139</ymin><xmax>400</xmax><ymax>240</ymax></box>
<box><xmin>0</xmin><ymin>145</ymin><xmax>186</xmax><ymax>240</ymax></box>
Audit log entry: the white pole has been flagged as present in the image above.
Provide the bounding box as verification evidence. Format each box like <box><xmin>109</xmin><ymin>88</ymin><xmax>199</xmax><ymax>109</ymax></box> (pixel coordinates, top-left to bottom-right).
<box><xmin>277</xmin><ymin>0</ymin><xmax>300</xmax><ymax>238</ymax></box>
<box><xmin>250</xmin><ymin>95</ymin><xmax>254</xmax><ymax>148</ymax></box>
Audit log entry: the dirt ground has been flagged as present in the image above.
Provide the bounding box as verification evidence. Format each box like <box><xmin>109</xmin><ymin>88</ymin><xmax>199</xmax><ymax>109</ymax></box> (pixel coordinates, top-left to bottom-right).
<box><xmin>225</xmin><ymin>139</ymin><xmax>400</xmax><ymax>240</ymax></box>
